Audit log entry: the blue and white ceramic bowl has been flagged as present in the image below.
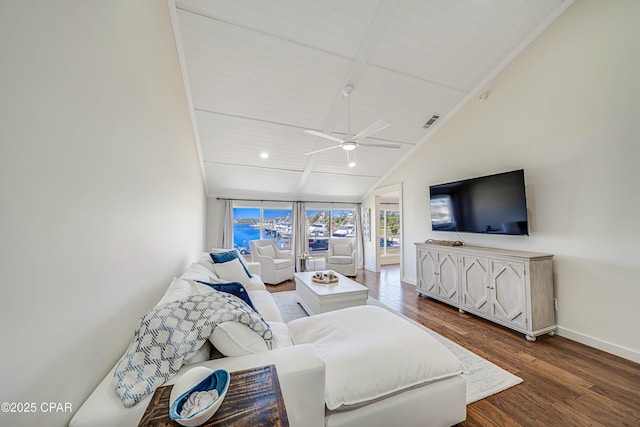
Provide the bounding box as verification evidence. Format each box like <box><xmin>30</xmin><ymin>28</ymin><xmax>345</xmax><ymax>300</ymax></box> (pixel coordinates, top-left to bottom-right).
<box><xmin>169</xmin><ymin>367</ymin><xmax>230</xmax><ymax>427</ymax></box>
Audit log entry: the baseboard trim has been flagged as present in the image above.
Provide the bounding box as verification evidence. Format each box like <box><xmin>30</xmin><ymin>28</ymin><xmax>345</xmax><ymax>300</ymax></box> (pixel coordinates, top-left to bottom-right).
<box><xmin>556</xmin><ymin>326</ymin><xmax>640</xmax><ymax>364</ymax></box>
<box><xmin>403</xmin><ymin>277</ymin><xmax>416</xmax><ymax>286</ymax></box>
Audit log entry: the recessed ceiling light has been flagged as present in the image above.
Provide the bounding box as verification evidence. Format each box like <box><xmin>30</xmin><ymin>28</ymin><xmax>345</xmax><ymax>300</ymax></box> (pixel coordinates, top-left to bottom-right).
<box><xmin>260</xmin><ymin>152</ymin><xmax>269</xmax><ymax>159</ymax></box>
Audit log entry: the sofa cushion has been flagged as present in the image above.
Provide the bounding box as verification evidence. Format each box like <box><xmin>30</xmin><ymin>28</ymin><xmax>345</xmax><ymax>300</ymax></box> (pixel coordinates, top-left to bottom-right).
<box><xmin>248</xmin><ymin>290</ymin><xmax>284</xmax><ymax>323</ymax></box>
<box><xmin>209</xmin><ymin>320</ymin><xmax>293</xmax><ymax>357</ymax></box>
<box><xmin>156</xmin><ymin>277</ymin><xmax>193</xmax><ymax>307</ymax></box>
<box><xmin>257</xmin><ymin>245</ymin><xmax>276</xmax><ymax>258</ymax></box>
<box><xmin>269</xmin><ymin>321</ymin><xmax>294</xmax><ymax>349</ymax></box>
<box><xmin>274</xmin><ymin>258</ymin><xmax>293</xmax><ymax>270</ymax></box>
<box><xmin>210</xmin><ymin>321</ymin><xmax>269</xmax><ymax>356</ymax></box>
<box><xmin>328</xmin><ymin>256</ymin><xmax>353</xmax><ymax>265</ymax></box>
<box><xmin>288</xmin><ymin>305</ymin><xmax>463</xmax><ymax>411</ymax></box>
<box><xmin>209</xmin><ymin>290</ymin><xmax>291</xmax><ymax>356</ymax></box>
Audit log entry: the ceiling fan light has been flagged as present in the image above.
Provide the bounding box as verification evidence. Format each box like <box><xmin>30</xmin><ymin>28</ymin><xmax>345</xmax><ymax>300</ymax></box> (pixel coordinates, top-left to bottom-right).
<box><xmin>342</xmin><ymin>141</ymin><xmax>357</xmax><ymax>151</ymax></box>
<box><xmin>348</xmin><ymin>161</ymin><xmax>356</xmax><ymax>168</ymax></box>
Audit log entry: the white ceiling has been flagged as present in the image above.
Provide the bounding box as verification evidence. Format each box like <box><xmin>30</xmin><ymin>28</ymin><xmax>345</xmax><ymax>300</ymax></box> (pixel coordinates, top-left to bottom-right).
<box><xmin>173</xmin><ymin>0</ymin><xmax>568</xmax><ymax>202</ymax></box>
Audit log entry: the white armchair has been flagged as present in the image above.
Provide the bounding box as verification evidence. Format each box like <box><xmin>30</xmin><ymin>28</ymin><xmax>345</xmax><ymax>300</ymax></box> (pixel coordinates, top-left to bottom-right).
<box><xmin>326</xmin><ymin>237</ymin><xmax>357</xmax><ymax>277</ymax></box>
<box><xmin>249</xmin><ymin>239</ymin><xmax>294</xmax><ymax>285</ymax></box>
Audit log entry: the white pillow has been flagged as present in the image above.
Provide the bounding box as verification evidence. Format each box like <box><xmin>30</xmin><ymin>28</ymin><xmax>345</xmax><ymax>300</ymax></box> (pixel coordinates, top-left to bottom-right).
<box><xmin>210</xmin><ymin>322</ymin><xmax>269</xmax><ymax>356</ymax></box>
<box><xmin>334</xmin><ymin>243</ymin><xmax>352</xmax><ymax>256</ymax></box>
<box><xmin>257</xmin><ymin>245</ymin><xmax>276</xmax><ymax>258</ymax></box>
<box><xmin>269</xmin><ymin>322</ymin><xmax>293</xmax><ymax>349</ymax></box>
<box><xmin>211</xmin><ymin>248</ymin><xmax>252</xmax><ymax>271</ymax></box>
<box><xmin>181</xmin><ymin>263</ymin><xmax>215</xmax><ymax>282</ymax></box>
<box><xmin>288</xmin><ymin>305</ymin><xmax>463</xmax><ymax>410</ymax></box>
<box><xmin>212</xmin><ymin>258</ymin><xmax>253</xmax><ymax>287</ymax></box>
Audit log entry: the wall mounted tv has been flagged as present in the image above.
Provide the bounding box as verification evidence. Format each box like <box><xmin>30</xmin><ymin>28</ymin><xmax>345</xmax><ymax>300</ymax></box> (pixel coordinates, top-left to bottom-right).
<box><xmin>429</xmin><ymin>169</ymin><xmax>529</xmax><ymax>236</ymax></box>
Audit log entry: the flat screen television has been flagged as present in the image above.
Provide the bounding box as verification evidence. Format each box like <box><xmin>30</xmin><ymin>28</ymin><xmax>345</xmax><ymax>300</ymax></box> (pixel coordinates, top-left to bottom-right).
<box><xmin>429</xmin><ymin>169</ymin><xmax>529</xmax><ymax>235</ymax></box>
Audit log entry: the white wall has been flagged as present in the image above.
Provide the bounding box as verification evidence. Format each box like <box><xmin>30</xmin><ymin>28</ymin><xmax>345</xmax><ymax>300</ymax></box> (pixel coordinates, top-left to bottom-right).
<box><xmin>377</xmin><ymin>0</ymin><xmax>640</xmax><ymax>362</ymax></box>
<box><xmin>0</xmin><ymin>2</ymin><xmax>205</xmax><ymax>426</ymax></box>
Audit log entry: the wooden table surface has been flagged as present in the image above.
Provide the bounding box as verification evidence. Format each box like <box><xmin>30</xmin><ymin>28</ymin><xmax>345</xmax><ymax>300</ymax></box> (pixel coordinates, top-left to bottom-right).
<box><xmin>138</xmin><ymin>364</ymin><xmax>289</xmax><ymax>427</ymax></box>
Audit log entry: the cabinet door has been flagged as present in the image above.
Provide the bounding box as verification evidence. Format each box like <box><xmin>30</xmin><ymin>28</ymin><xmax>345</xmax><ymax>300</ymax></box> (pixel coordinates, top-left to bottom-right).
<box><xmin>460</xmin><ymin>256</ymin><xmax>490</xmax><ymax>314</ymax></box>
<box><xmin>417</xmin><ymin>249</ymin><xmax>438</xmax><ymax>295</ymax></box>
<box><xmin>436</xmin><ymin>252</ymin><xmax>458</xmax><ymax>304</ymax></box>
<box><xmin>489</xmin><ymin>260</ymin><xmax>527</xmax><ymax>329</ymax></box>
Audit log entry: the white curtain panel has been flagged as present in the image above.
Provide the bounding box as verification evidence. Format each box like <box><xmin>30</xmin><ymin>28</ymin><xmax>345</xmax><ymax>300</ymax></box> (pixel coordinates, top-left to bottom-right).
<box><xmin>292</xmin><ymin>201</ymin><xmax>307</xmax><ymax>272</ymax></box>
<box><xmin>220</xmin><ymin>199</ymin><xmax>234</xmax><ymax>249</ymax></box>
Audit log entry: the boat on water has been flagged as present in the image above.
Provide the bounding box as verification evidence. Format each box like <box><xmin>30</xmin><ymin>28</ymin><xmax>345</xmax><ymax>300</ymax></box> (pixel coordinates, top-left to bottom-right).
<box><xmin>308</xmin><ymin>223</ymin><xmax>326</xmax><ymax>234</ymax></box>
<box><xmin>332</xmin><ymin>224</ymin><xmax>355</xmax><ymax>238</ymax></box>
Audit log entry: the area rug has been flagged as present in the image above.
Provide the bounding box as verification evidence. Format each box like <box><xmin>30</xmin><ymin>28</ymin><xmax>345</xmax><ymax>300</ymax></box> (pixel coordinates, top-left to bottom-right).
<box><xmin>271</xmin><ymin>290</ymin><xmax>523</xmax><ymax>404</ymax></box>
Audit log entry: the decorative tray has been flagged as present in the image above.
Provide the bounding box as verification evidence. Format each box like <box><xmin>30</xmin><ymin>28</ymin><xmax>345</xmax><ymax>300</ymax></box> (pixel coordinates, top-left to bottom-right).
<box><xmin>311</xmin><ymin>271</ymin><xmax>339</xmax><ymax>284</ymax></box>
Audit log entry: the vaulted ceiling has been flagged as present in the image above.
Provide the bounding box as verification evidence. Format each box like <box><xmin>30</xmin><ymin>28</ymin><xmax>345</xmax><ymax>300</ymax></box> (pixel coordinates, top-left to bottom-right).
<box><xmin>173</xmin><ymin>0</ymin><xmax>568</xmax><ymax>202</ymax></box>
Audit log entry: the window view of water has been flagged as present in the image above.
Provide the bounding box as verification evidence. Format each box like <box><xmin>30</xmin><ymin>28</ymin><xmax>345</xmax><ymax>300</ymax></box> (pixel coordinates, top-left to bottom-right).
<box><xmin>232</xmin><ymin>206</ymin><xmax>358</xmax><ymax>259</ymax></box>
<box><xmin>233</xmin><ymin>223</ymin><xmax>259</xmax><ymax>252</ymax></box>
<box><xmin>233</xmin><ymin>208</ymin><xmax>292</xmax><ymax>256</ymax></box>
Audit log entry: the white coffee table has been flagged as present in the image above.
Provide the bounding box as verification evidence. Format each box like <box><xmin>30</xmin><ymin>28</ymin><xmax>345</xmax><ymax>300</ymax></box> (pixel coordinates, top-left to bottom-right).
<box><xmin>294</xmin><ymin>271</ymin><xmax>369</xmax><ymax>315</ymax></box>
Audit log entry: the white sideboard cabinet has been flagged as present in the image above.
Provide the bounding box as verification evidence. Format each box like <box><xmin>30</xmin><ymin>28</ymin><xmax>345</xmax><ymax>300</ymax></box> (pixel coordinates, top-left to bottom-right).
<box><xmin>415</xmin><ymin>242</ymin><xmax>555</xmax><ymax>341</ymax></box>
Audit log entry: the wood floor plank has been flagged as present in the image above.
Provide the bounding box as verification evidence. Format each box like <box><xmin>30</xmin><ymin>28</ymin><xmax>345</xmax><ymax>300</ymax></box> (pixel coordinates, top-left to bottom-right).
<box><xmin>268</xmin><ymin>267</ymin><xmax>640</xmax><ymax>425</ymax></box>
<box><xmin>549</xmin><ymin>400</ymin><xmax>607</xmax><ymax>427</ymax></box>
<box><xmin>462</xmin><ymin>399</ymin><xmax>521</xmax><ymax>426</ymax></box>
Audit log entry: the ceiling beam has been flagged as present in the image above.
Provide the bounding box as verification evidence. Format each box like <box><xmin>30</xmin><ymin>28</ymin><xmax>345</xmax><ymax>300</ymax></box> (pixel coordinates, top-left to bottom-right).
<box><xmin>293</xmin><ymin>0</ymin><xmax>401</xmax><ymax>197</ymax></box>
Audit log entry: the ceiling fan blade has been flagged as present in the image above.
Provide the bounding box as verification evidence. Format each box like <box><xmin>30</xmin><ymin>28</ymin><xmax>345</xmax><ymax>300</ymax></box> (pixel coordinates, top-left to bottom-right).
<box><xmin>358</xmin><ymin>141</ymin><xmax>401</xmax><ymax>149</ymax></box>
<box><xmin>304</xmin><ymin>129</ymin><xmax>345</xmax><ymax>144</ymax></box>
<box><xmin>353</xmin><ymin>119</ymin><xmax>390</xmax><ymax>141</ymax></box>
<box><xmin>304</xmin><ymin>144</ymin><xmax>342</xmax><ymax>155</ymax></box>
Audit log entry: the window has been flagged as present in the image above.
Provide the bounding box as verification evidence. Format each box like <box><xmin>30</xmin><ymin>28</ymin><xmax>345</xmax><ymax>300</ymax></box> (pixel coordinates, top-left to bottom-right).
<box><xmin>306</xmin><ymin>209</ymin><xmax>330</xmax><ymax>253</ymax></box>
<box><xmin>305</xmin><ymin>208</ymin><xmax>356</xmax><ymax>254</ymax></box>
<box><xmin>331</xmin><ymin>209</ymin><xmax>355</xmax><ymax>238</ymax></box>
<box><xmin>231</xmin><ymin>203</ymin><xmax>355</xmax><ymax>260</ymax></box>
<box><xmin>379</xmin><ymin>209</ymin><xmax>400</xmax><ymax>256</ymax></box>
<box><xmin>233</xmin><ymin>207</ymin><xmax>260</xmax><ymax>258</ymax></box>
<box><xmin>233</xmin><ymin>206</ymin><xmax>292</xmax><ymax>260</ymax></box>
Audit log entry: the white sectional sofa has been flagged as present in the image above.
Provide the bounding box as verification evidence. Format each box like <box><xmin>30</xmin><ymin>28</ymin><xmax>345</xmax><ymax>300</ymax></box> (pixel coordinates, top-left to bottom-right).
<box><xmin>70</xmin><ymin>251</ymin><xmax>466</xmax><ymax>427</ymax></box>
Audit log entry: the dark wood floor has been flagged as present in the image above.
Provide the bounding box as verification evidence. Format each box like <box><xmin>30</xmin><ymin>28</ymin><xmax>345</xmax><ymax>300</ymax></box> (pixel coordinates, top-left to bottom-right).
<box><xmin>268</xmin><ymin>266</ymin><xmax>640</xmax><ymax>426</ymax></box>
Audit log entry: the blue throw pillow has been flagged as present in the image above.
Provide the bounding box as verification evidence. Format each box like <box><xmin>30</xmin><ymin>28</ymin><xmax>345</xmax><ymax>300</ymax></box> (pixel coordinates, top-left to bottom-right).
<box><xmin>196</xmin><ymin>281</ymin><xmax>257</xmax><ymax>312</ymax></box>
<box><xmin>210</xmin><ymin>250</ymin><xmax>253</xmax><ymax>278</ymax></box>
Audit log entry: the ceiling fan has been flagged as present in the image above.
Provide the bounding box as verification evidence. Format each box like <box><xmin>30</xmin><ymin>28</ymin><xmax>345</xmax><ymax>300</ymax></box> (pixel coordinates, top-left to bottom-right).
<box><xmin>304</xmin><ymin>85</ymin><xmax>400</xmax><ymax>163</ymax></box>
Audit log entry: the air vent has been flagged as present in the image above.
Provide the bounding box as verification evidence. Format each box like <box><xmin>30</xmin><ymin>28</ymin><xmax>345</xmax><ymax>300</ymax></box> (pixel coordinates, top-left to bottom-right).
<box><xmin>423</xmin><ymin>114</ymin><xmax>441</xmax><ymax>129</ymax></box>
